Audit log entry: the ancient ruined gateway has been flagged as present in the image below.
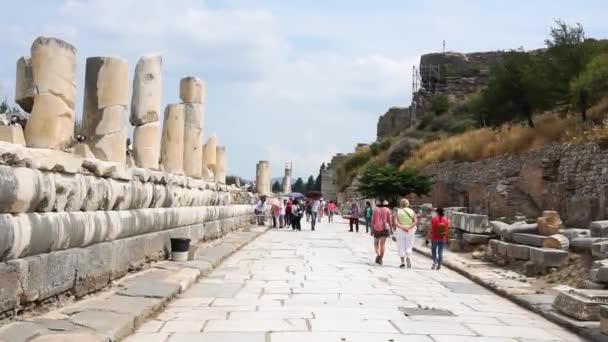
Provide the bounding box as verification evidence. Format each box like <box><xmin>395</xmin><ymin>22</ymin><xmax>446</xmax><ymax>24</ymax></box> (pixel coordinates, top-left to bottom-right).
<box><xmin>0</xmin><ymin>36</ymin><xmax>251</xmax><ymax>318</ymax></box>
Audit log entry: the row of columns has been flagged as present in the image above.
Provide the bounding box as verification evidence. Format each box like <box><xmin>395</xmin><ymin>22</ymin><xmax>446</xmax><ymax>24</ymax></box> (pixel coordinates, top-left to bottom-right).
<box><xmin>13</xmin><ymin>36</ymin><xmax>226</xmax><ymax>183</ymax></box>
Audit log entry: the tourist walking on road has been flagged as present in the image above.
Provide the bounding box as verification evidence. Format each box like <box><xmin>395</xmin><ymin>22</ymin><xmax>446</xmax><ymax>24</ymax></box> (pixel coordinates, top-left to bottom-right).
<box><xmin>279</xmin><ymin>200</ymin><xmax>286</xmax><ymax>228</ymax></box>
<box><xmin>349</xmin><ymin>201</ymin><xmax>360</xmax><ymax>232</ymax></box>
<box><xmin>428</xmin><ymin>207</ymin><xmax>449</xmax><ymax>270</ymax></box>
<box><xmin>394</xmin><ymin>199</ymin><xmax>418</xmax><ymax>269</ymax></box>
<box><xmin>292</xmin><ymin>200</ymin><xmax>303</xmax><ymax>231</ymax></box>
<box><xmin>254</xmin><ymin>196</ymin><xmax>266</xmax><ymax>226</ymax></box>
<box><xmin>310</xmin><ymin>199</ymin><xmax>320</xmax><ymax>231</ymax></box>
<box><xmin>364</xmin><ymin>201</ymin><xmax>372</xmax><ymax>233</ymax></box>
<box><xmin>272</xmin><ymin>202</ymin><xmax>280</xmax><ymax>228</ymax></box>
<box><xmin>318</xmin><ymin>199</ymin><xmax>325</xmax><ymax>222</ymax></box>
<box><xmin>371</xmin><ymin>200</ymin><xmax>392</xmax><ymax>265</ymax></box>
<box><xmin>285</xmin><ymin>200</ymin><xmax>293</xmax><ymax>228</ymax></box>
<box><xmin>305</xmin><ymin>201</ymin><xmax>312</xmax><ymax>222</ymax></box>
<box><xmin>327</xmin><ymin>201</ymin><xmax>336</xmax><ymax>223</ymax></box>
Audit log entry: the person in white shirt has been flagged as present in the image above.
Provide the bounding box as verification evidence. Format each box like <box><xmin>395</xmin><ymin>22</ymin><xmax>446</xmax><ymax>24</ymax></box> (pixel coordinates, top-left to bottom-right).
<box><xmin>310</xmin><ymin>199</ymin><xmax>320</xmax><ymax>231</ymax></box>
<box><xmin>279</xmin><ymin>200</ymin><xmax>286</xmax><ymax>228</ymax></box>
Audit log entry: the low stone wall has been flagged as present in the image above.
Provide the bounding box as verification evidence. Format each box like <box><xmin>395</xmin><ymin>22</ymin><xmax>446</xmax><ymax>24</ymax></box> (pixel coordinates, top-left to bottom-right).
<box><xmin>0</xmin><ymin>143</ymin><xmax>254</xmax><ymax>318</ymax></box>
<box><xmin>419</xmin><ymin>142</ymin><xmax>608</xmax><ymax>227</ymax></box>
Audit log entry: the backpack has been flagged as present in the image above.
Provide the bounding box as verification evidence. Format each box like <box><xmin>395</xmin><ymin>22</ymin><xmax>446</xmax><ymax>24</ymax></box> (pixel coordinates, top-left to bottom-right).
<box><xmin>435</xmin><ymin>217</ymin><xmax>448</xmax><ymax>238</ymax></box>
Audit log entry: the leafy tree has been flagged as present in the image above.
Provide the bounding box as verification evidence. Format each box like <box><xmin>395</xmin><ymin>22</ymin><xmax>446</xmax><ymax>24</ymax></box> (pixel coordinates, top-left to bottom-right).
<box><xmin>305</xmin><ymin>175</ymin><xmax>315</xmax><ymax>192</ymax></box>
<box><xmin>479</xmin><ymin>50</ymin><xmax>552</xmax><ymax>127</ymax></box>
<box><xmin>570</xmin><ymin>53</ymin><xmax>608</xmax><ymax>121</ymax></box>
<box><xmin>314</xmin><ymin>173</ymin><xmax>322</xmax><ymax>191</ymax></box>
<box><xmin>357</xmin><ymin>163</ymin><xmax>431</xmax><ymax>206</ymax></box>
<box><xmin>429</xmin><ymin>94</ymin><xmax>450</xmax><ymax>115</ymax></box>
<box><xmin>272</xmin><ymin>181</ymin><xmax>281</xmax><ymax>193</ymax></box>
<box><xmin>74</xmin><ymin>118</ymin><xmax>82</xmax><ymax>137</ymax></box>
<box><xmin>0</xmin><ymin>99</ymin><xmax>19</xmax><ymax>114</ymax></box>
<box><xmin>292</xmin><ymin>177</ymin><xmax>305</xmax><ymax>193</ymax></box>
<box><xmin>226</xmin><ymin>175</ymin><xmax>242</xmax><ymax>186</ymax></box>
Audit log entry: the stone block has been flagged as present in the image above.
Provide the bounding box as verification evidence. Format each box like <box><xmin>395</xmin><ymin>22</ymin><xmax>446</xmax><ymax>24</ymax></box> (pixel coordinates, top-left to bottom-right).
<box><xmin>529</xmin><ymin>247</ymin><xmax>568</xmax><ymax>268</ymax></box>
<box><xmin>512</xmin><ymin>233</ymin><xmax>547</xmax><ymax>247</ymax></box>
<box><xmin>25</xmin><ymin>93</ymin><xmax>74</xmax><ymax>150</ymax></box>
<box><xmin>23</xmin><ymin>250</ymin><xmax>77</xmax><ymax>302</ymax></box>
<box><xmin>132</xmin><ymin>122</ymin><xmax>160</xmax><ymax>170</ymax></box>
<box><xmin>560</xmin><ymin>228</ymin><xmax>591</xmax><ymax>240</ymax></box>
<box><xmin>591</xmin><ymin>221</ymin><xmax>608</xmax><ymax>238</ymax></box>
<box><xmin>592</xmin><ymin>241</ymin><xmax>608</xmax><ymax>259</ymax></box>
<box><xmin>30</xmin><ymin>36</ymin><xmax>77</xmax><ymax>109</ymax></box>
<box><xmin>572</xmin><ymin>237</ymin><xmax>608</xmax><ymax>253</ymax></box>
<box><xmin>462</xmin><ymin>233</ymin><xmax>492</xmax><ymax>244</ymax></box>
<box><xmin>596</xmin><ymin>267</ymin><xmax>608</xmax><ymax>284</ymax></box>
<box><xmin>450</xmin><ymin>211</ymin><xmax>491</xmax><ymax>234</ymax></box>
<box><xmin>0</xmin><ymin>260</ymin><xmax>27</xmax><ymax>313</ymax></box>
<box><xmin>0</xmin><ymin>321</ymin><xmax>49</xmax><ymax>342</ymax></box>
<box><xmin>73</xmin><ymin>143</ymin><xmax>95</xmax><ymax>159</ymax></box>
<box><xmin>507</xmin><ymin>243</ymin><xmax>531</xmax><ymax>260</ymax></box>
<box><xmin>179</xmin><ymin>76</ymin><xmax>205</xmax><ymax>104</ymax></box>
<box><xmin>73</xmin><ymin>242</ymin><xmax>113</xmax><ymax>297</ymax></box>
<box><xmin>130</xmin><ymin>55</ymin><xmax>162</xmax><ymax>126</ymax></box>
<box><xmin>0</xmin><ymin>125</ymin><xmax>26</xmax><ymax>146</ymax></box>
<box><xmin>601</xmin><ymin>305</ymin><xmax>608</xmax><ymax>334</ymax></box>
<box><xmin>553</xmin><ymin>287</ymin><xmax>608</xmax><ymax>321</ymax></box>
<box><xmin>82</xmin><ymin>57</ymin><xmax>129</xmax><ymax>113</ymax></box>
<box><xmin>87</xmin><ymin>130</ymin><xmax>127</xmax><ymax>164</ymax></box>
<box><xmin>160</xmin><ymin>104</ymin><xmax>185</xmax><ymax>175</ymax></box>
<box><xmin>15</xmin><ymin>56</ymin><xmax>35</xmax><ymax>112</ymax></box>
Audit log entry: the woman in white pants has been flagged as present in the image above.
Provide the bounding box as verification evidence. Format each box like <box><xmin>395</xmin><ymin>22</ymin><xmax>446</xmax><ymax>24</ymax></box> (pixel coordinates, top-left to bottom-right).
<box><xmin>394</xmin><ymin>199</ymin><xmax>418</xmax><ymax>268</ymax></box>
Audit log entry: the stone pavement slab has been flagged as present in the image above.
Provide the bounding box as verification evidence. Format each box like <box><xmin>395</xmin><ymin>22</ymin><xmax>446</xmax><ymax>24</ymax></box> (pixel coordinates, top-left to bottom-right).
<box><xmin>124</xmin><ymin>218</ymin><xmax>588</xmax><ymax>342</ymax></box>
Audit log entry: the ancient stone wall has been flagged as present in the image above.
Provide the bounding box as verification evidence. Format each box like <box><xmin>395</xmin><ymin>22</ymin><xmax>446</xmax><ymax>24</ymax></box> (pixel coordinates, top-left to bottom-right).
<box><xmin>417</xmin><ymin>142</ymin><xmax>608</xmax><ymax>227</ymax></box>
<box><xmin>0</xmin><ymin>36</ymin><xmax>251</xmax><ymax>319</ymax></box>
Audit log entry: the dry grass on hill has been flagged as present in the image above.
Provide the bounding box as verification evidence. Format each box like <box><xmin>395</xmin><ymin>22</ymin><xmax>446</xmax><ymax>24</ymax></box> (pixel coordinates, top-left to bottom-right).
<box><xmin>402</xmin><ymin>106</ymin><xmax>608</xmax><ymax>170</ymax></box>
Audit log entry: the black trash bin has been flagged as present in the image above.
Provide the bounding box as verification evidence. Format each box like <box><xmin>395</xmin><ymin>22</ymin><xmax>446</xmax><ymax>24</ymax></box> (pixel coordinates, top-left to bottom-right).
<box><xmin>170</xmin><ymin>238</ymin><xmax>191</xmax><ymax>261</ymax></box>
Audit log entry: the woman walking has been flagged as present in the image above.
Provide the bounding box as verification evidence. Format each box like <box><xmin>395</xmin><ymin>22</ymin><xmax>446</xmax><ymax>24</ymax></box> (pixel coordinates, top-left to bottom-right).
<box><xmin>292</xmin><ymin>200</ymin><xmax>304</xmax><ymax>231</ymax></box>
<box><xmin>327</xmin><ymin>201</ymin><xmax>336</xmax><ymax>223</ymax></box>
<box><xmin>428</xmin><ymin>207</ymin><xmax>449</xmax><ymax>270</ymax></box>
<box><xmin>394</xmin><ymin>199</ymin><xmax>418</xmax><ymax>269</ymax></box>
<box><xmin>371</xmin><ymin>200</ymin><xmax>392</xmax><ymax>265</ymax></box>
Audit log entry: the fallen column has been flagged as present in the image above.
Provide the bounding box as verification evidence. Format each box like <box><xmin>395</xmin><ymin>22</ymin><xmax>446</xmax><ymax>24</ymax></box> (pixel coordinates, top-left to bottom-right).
<box><xmin>25</xmin><ymin>37</ymin><xmax>77</xmax><ymax>150</ymax></box>
<box><xmin>131</xmin><ymin>55</ymin><xmax>162</xmax><ymax>170</ymax></box>
<box><xmin>82</xmin><ymin>56</ymin><xmax>129</xmax><ymax>164</ymax></box>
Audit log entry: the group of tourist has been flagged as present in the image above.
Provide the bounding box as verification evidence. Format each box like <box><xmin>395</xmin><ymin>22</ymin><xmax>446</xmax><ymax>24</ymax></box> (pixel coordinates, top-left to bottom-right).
<box><xmin>348</xmin><ymin>199</ymin><xmax>449</xmax><ymax>270</ymax></box>
<box><xmin>255</xmin><ymin>196</ymin><xmax>339</xmax><ymax>231</ymax></box>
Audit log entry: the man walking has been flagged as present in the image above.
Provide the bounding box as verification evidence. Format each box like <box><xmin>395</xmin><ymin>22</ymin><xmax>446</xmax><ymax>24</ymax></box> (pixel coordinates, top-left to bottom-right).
<box><xmin>349</xmin><ymin>201</ymin><xmax>360</xmax><ymax>232</ymax></box>
<box><xmin>310</xmin><ymin>199</ymin><xmax>320</xmax><ymax>231</ymax></box>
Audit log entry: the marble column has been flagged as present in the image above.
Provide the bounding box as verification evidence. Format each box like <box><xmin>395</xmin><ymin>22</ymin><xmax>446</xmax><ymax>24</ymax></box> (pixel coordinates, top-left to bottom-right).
<box><xmin>180</xmin><ymin>77</ymin><xmax>205</xmax><ymax>178</ymax></box>
<box><xmin>215</xmin><ymin>146</ymin><xmax>226</xmax><ymax>184</ymax></box>
<box><xmin>282</xmin><ymin>164</ymin><xmax>292</xmax><ymax>194</ymax></box>
<box><xmin>25</xmin><ymin>37</ymin><xmax>77</xmax><ymax>150</ymax></box>
<box><xmin>81</xmin><ymin>56</ymin><xmax>129</xmax><ymax>164</ymax></box>
<box><xmin>131</xmin><ymin>55</ymin><xmax>162</xmax><ymax>170</ymax></box>
<box><xmin>202</xmin><ymin>134</ymin><xmax>217</xmax><ymax>180</ymax></box>
<box><xmin>160</xmin><ymin>104</ymin><xmax>185</xmax><ymax>175</ymax></box>
<box><xmin>256</xmin><ymin>160</ymin><xmax>271</xmax><ymax>195</ymax></box>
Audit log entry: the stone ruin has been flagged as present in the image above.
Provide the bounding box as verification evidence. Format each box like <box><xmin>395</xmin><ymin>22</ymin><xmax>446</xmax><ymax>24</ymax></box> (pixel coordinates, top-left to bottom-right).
<box><xmin>0</xmin><ymin>36</ymin><xmax>252</xmax><ymax>319</ymax></box>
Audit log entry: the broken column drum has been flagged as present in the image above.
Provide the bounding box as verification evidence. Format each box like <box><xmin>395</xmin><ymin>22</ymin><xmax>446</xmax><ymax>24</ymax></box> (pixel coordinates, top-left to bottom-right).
<box><xmin>15</xmin><ymin>57</ymin><xmax>35</xmax><ymax>113</ymax></box>
<box><xmin>180</xmin><ymin>77</ymin><xmax>205</xmax><ymax>179</ymax></box>
<box><xmin>25</xmin><ymin>37</ymin><xmax>77</xmax><ymax>150</ymax></box>
<box><xmin>160</xmin><ymin>104</ymin><xmax>185</xmax><ymax>175</ymax></box>
<box><xmin>82</xmin><ymin>56</ymin><xmax>129</xmax><ymax>164</ymax></box>
<box><xmin>202</xmin><ymin>134</ymin><xmax>217</xmax><ymax>180</ymax></box>
<box><xmin>131</xmin><ymin>55</ymin><xmax>162</xmax><ymax>170</ymax></box>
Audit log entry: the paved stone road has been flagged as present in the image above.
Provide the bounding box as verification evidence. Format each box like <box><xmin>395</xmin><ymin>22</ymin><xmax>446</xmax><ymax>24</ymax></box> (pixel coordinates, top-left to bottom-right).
<box><xmin>125</xmin><ymin>218</ymin><xmax>586</xmax><ymax>342</ymax></box>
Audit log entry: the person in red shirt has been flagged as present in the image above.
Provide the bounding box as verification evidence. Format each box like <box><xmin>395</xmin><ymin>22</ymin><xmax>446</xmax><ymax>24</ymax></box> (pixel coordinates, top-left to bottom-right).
<box><xmin>428</xmin><ymin>207</ymin><xmax>449</xmax><ymax>270</ymax></box>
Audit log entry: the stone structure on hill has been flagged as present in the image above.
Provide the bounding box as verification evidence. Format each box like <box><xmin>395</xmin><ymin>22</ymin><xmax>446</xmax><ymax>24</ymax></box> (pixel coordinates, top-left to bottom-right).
<box><xmin>377</xmin><ymin>50</ymin><xmax>503</xmax><ymax>140</ymax></box>
<box><xmin>320</xmin><ymin>153</ymin><xmax>347</xmax><ymax>203</ymax></box>
<box><xmin>0</xmin><ymin>36</ymin><xmax>253</xmax><ymax>319</ymax></box>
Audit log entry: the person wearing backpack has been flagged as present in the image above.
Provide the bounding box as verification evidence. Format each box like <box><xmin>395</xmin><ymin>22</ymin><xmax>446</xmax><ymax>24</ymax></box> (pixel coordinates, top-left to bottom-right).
<box><xmin>428</xmin><ymin>207</ymin><xmax>449</xmax><ymax>270</ymax></box>
<box><xmin>371</xmin><ymin>200</ymin><xmax>392</xmax><ymax>265</ymax></box>
<box><xmin>394</xmin><ymin>199</ymin><xmax>418</xmax><ymax>269</ymax></box>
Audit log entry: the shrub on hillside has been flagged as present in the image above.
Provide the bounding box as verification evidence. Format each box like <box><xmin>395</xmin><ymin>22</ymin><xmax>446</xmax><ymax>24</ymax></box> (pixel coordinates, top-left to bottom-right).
<box><xmin>370</xmin><ymin>137</ymin><xmax>394</xmax><ymax>156</ymax></box>
<box><xmin>417</xmin><ymin>112</ymin><xmax>434</xmax><ymax>130</ymax></box>
<box><xmin>571</xmin><ymin>53</ymin><xmax>608</xmax><ymax>121</ymax></box>
<box><xmin>386</xmin><ymin>137</ymin><xmax>420</xmax><ymax>166</ymax></box>
<box><xmin>430</xmin><ymin>94</ymin><xmax>450</xmax><ymax>115</ymax></box>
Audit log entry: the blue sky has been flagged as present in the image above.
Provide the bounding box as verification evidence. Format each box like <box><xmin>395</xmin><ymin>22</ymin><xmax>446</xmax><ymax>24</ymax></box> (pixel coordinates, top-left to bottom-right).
<box><xmin>0</xmin><ymin>0</ymin><xmax>607</xmax><ymax>179</ymax></box>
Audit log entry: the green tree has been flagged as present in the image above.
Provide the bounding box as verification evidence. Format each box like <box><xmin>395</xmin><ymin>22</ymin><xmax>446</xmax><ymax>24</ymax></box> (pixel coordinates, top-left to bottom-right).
<box><xmin>305</xmin><ymin>175</ymin><xmax>315</xmax><ymax>192</ymax></box>
<box><xmin>570</xmin><ymin>53</ymin><xmax>608</xmax><ymax>121</ymax></box>
<box><xmin>226</xmin><ymin>175</ymin><xmax>242</xmax><ymax>186</ymax></box>
<box><xmin>272</xmin><ymin>181</ymin><xmax>281</xmax><ymax>193</ymax></box>
<box><xmin>429</xmin><ymin>94</ymin><xmax>450</xmax><ymax>115</ymax></box>
<box><xmin>480</xmin><ymin>50</ymin><xmax>552</xmax><ymax>127</ymax></box>
<box><xmin>292</xmin><ymin>177</ymin><xmax>305</xmax><ymax>193</ymax></box>
<box><xmin>357</xmin><ymin>163</ymin><xmax>431</xmax><ymax>207</ymax></box>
